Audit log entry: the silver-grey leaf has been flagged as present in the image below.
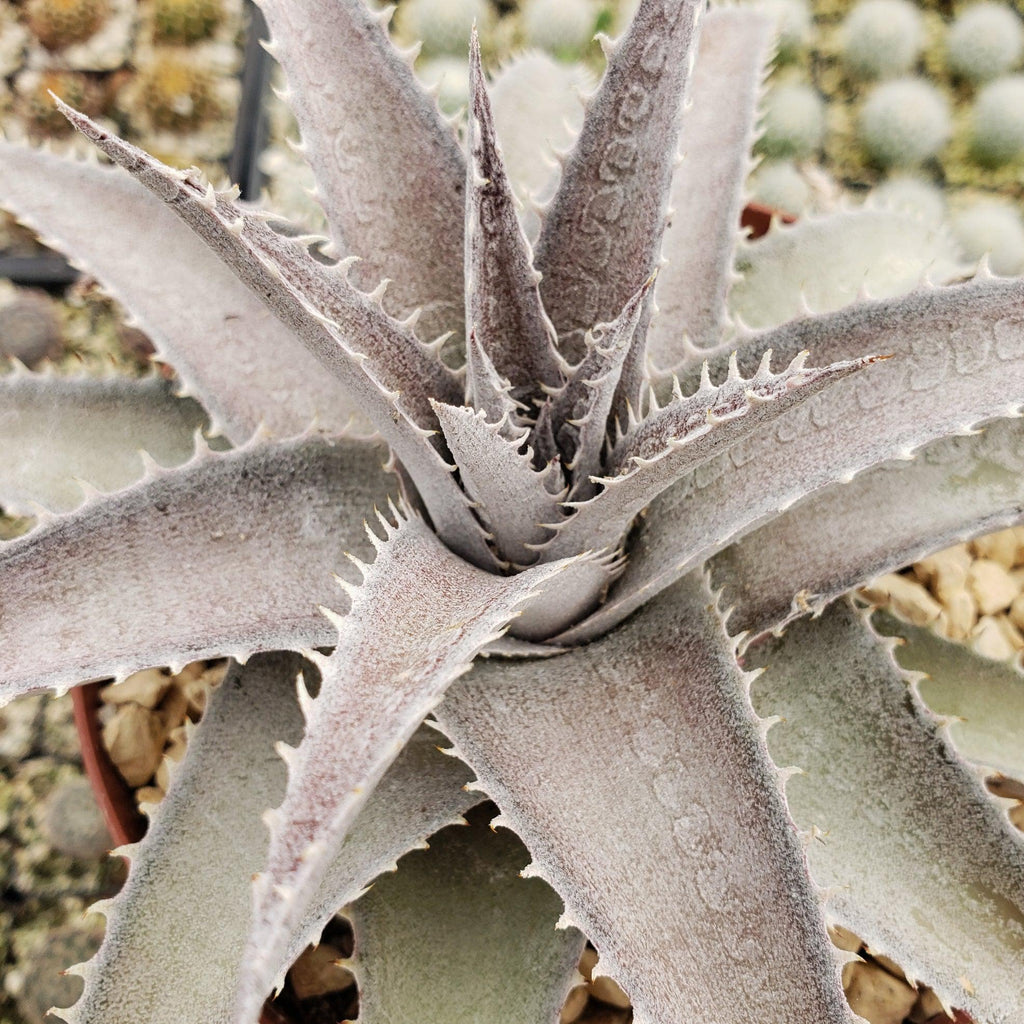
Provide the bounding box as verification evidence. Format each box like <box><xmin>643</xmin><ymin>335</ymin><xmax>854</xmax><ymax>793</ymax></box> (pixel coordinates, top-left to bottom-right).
<box><xmin>436</xmin><ymin>572</ymin><xmax>855</xmax><ymax>1024</ymax></box>
<box><xmin>0</xmin><ymin>438</ymin><xmax>392</xmax><ymax>702</ymax></box>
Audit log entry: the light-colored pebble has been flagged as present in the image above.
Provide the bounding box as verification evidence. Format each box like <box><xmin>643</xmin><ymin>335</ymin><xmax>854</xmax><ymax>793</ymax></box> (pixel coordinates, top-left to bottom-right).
<box><xmin>1009</xmin><ymin>592</ymin><xmax>1024</xmax><ymax>632</ymax></box>
<box><xmin>994</xmin><ymin>613</ymin><xmax>1024</xmax><ymax>650</ymax></box>
<box><xmin>829</xmin><ymin>924</ymin><xmax>862</xmax><ymax>952</ymax></box>
<box><xmin>288</xmin><ymin>942</ymin><xmax>354</xmax><ymax>999</ymax></box>
<box><xmin>560</xmin><ymin>984</ymin><xmax>589</xmax><ymax>1024</ymax></box>
<box><xmin>931</xmin><ymin>561</ymin><xmax>969</xmax><ymax>606</ymax></box>
<box><xmin>968</xmin><ymin>559</ymin><xmax>1019</xmax><ymax>615</ymax></box>
<box><xmin>843</xmin><ymin>960</ymin><xmax>918</xmax><ymax>1024</ymax></box>
<box><xmin>1014</xmin><ymin>525</ymin><xmax>1024</xmax><ymax>561</ymax></box>
<box><xmin>100</xmin><ymin>668</ymin><xmax>172</xmax><ymax>709</ymax></box>
<box><xmin>135</xmin><ymin>785</ymin><xmax>165</xmax><ymax>808</ymax></box>
<box><xmin>972</xmin><ymin>528</ymin><xmax>1019</xmax><ymax>568</ymax></box>
<box><xmin>155</xmin><ymin>728</ymin><xmax>189</xmax><ymax>792</ymax></box>
<box><xmin>970</xmin><ymin>615</ymin><xmax>1018</xmax><ymax>661</ymax></box>
<box><xmin>589</xmin><ymin>974</ymin><xmax>632</xmax><ymax>1010</ymax></box>
<box><xmin>912</xmin><ymin>544</ymin><xmax>972</xmax><ymax>586</ymax></box>
<box><xmin>156</xmin><ymin>683</ymin><xmax>189</xmax><ymax>732</ymax></box>
<box><xmin>1010</xmin><ymin>803</ymin><xmax>1024</xmax><ymax>831</ymax></box>
<box><xmin>995</xmin><ymin>610</ymin><xmax>1019</xmax><ymax>643</ymax></box>
<box><xmin>102</xmin><ymin>704</ymin><xmax>166</xmax><ymax>788</ymax></box>
<box><xmin>862</xmin><ymin>574</ymin><xmax>942</xmax><ymax>625</ymax></box>
<box><xmin>178</xmin><ymin>662</ymin><xmax>226</xmax><ymax>718</ymax></box>
<box><xmin>939</xmin><ymin>587</ymin><xmax>977</xmax><ymax>641</ymax></box>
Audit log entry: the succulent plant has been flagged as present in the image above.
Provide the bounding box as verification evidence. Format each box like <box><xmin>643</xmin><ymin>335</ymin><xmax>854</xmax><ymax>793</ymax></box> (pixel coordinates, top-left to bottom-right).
<box><xmin>0</xmin><ymin>2</ymin><xmax>1023</xmax><ymax>1024</ymax></box>
<box><xmin>839</xmin><ymin>0</ymin><xmax>923</xmax><ymax>80</ymax></box>
<box><xmin>946</xmin><ymin>1</ymin><xmax>1024</xmax><ymax>84</ymax></box>
<box><xmin>858</xmin><ymin>77</ymin><xmax>951</xmax><ymax>167</ymax></box>
<box><xmin>969</xmin><ymin>74</ymin><xmax>1024</xmax><ymax>167</ymax></box>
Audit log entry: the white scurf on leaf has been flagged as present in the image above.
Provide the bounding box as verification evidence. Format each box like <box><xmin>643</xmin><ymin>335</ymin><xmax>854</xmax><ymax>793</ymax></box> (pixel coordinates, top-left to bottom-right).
<box><xmin>0</xmin><ymin>0</ymin><xmax>1021</xmax><ymax>1022</ymax></box>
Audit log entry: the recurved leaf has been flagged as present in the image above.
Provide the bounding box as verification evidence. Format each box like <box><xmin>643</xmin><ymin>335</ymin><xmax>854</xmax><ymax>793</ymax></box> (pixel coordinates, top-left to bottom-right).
<box><xmin>544</xmin><ymin>351</ymin><xmax>874</xmax><ymax>562</ymax></box>
<box><xmin>256</xmin><ymin>0</ymin><xmax>466</xmax><ymax>340</ymax></box>
<box><xmin>58</xmin><ymin>103</ymin><xmax>493</xmax><ymax>567</ymax></box>
<box><xmin>647</xmin><ymin>8</ymin><xmax>773</xmax><ymax>368</ymax></box>
<box><xmin>58</xmin><ymin>653</ymin><xmax>475</xmax><ymax>1024</ymax></box>
<box><xmin>0</xmin><ymin>372</ymin><xmax>209</xmax><ymax>514</ymax></box>
<box><xmin>0</xmin><ymin>142</ymin><xmax>363</xmax><ymax>442</ymax></box>
<box><xmin>0</xmin><ymin>437</ymin><xmax>393</xmax><ymax>702</ymax></box>
<box><xmin>349</xmin><ymin>807</ymin><xmax>585</xmax><ymax>1024</ymax></box>
<box><xmin>875</xmin><ymin>611</ymin><xmax>1024</xmax><ymax>783</ymax></box>
<box><xmin>561</xmin><ymin>275</ymin><xmax>1024</xmax><ymax>643</ymax></box>
<box><xmin>712</xmin><ymin>417</ymin><xmax>1024</xmax><ymax>640</ymax></box>
<box><xmin>747</xmin><ymin>602</ymin><xmax>1024</xmax><ymax>1022</ymax></box>
<box><xmin>535</xmin><ymin>0</ymin><xmax>703</xmax><ymax>358</ymax></box>
<box><xmin>435</xmin><ymin>573</ymin><xmax>855</xmax><ymax>1024</ymax></box>
<box><xmin>237</xmin><ymin>510</ymin><xmax>581</xmax><ymax>1024</ymax></box>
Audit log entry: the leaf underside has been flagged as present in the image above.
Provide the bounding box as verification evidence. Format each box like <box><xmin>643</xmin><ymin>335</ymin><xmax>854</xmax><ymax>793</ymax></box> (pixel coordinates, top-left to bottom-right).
<box><xmin>58</xmin><ymin>653</ymin><xmax>475</xmax><ymax>1024</ymax></box>
<box><xmin>712</xmin><ymin>416</ymin><xmax>1024</xmax><ymax>640</ymax></box>
<box><xmin>0</xmin><ymin>437</ymin><xmax>394</xmax><ymax>702</ymax></box>
<box><xmin>349</xmin><ymin>806</ymin><xmax>585</xmax><ymax>1024</ymax></box>
<box><xmin>237</xmin><ymin>510</ymin><xmax>581</xmax><ymax>1024</ymax></box>
<box><xmin>728</xmin><ymin>208</ymin><xmax>965</xmax><ymax>332</ymax></box>
<box><xmin>0</xmin><ymin>373</ymin><xmax>211</xmax><ymax>515</ymax></box>
<box><xmin>647</xmin><ymin>7</ymin><xmax>772</xmax><ymax>369</ymax></box>
<box><xmin>0</xmin><ymin>143</ymin><xmax>364</xmax><ymax>443</ymax></box>
<box><xmin>875</xmin><ymin>611</ymin><xmax>1024</xmax><ymax>784</ymax></box>
<box><xmin>747</xmin><ymin>602</ymin><xmax>1024</xmax><ymax>1022</ymax></box>
<box><xmin>435</xmin><ymin>572</ymin><xmax>855</xmax><ymax>1024</ymax></box>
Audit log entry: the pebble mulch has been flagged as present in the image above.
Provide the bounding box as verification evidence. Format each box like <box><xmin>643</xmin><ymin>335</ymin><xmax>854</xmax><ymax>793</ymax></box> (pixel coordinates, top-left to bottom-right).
<box><xmin>861</xmin><ymin>526</ymin><xmax>1024</xmax><ymax>664</ymax></box>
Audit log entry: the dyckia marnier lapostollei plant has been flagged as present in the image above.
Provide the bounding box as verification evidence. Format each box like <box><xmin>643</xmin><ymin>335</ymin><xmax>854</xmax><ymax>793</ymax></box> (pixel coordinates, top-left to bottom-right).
<box><xmin>1</xmin><ymin>0</ymin><xmax>1024</xmax><ymax>1021</ymax></box>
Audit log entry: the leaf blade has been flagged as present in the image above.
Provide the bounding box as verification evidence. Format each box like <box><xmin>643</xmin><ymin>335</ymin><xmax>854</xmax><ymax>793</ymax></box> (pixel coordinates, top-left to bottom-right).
<box><xmin>747</xmin><ymin>602</ymin><xmax>1024</xmax><ymax>1022</ymax></box>
<box><xmin>350</xmin><ymin>808</ymin><xmax>585</xmax><ymax>1024</ymax></box>
<box><xmin>712</xmin><ymin>417</ymin><xmax>1024</xmax><ymax>640</ymax></box>
<box><xmin>561</xmin><ymin>276</ymin><xmax>1024</xmax><ymax>643</ymax></box>
<box><xmin>236</xmin><ymin>511</ymin><xmax>583</xmax><ymax>1023</ymax></box>
<box><xmin>436</xmin><ymin>573</ymin><xmax>856</xmax><ymax>1024</ymax></box>
<box><xmin>535</xmin><ymin>0</ymin><xmax>703</xmax><ymax>360</ymax></box>
<box><xmin>257</xmin><ymin>0</ymin><xmax>466</xmax><ymax>341</ymax></box>
<box><xmin>0</xmin><ymin>438</ymin><xmax>393</xmax><ymax>702</ymax></box>
<box><xmin>0</xmin><ymin>143</ymin><xmax>362</xmax><ymax>442</ymax></box>
<box><xmin>0</xmin><ymin>372</ymin><xmax>210</xmax><ymax>514</ymax></box>
<box><xmin>647</xmin><ymin>7</ymin><xmax>773</xmax><ymax>368</ymax></box>
<box><xmin>59</xmin><ymin>653</ymin><xmax>475</xmax><ymax>1024</ymax></box>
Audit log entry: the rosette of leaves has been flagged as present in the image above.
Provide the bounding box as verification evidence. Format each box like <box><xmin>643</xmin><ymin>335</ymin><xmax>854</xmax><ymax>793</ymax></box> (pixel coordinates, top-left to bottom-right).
<box><xmin>0</xmin><ymin>2</ymin><xmax>1023</xmax><ymax>1023</ymax></box>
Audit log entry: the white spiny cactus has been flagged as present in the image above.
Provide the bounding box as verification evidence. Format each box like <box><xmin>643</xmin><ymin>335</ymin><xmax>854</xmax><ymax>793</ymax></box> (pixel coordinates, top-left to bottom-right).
<box><xmin>946</xmin><ymin>1</ymin><xmax>1024</xmax><ymax>84</ymax></box>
